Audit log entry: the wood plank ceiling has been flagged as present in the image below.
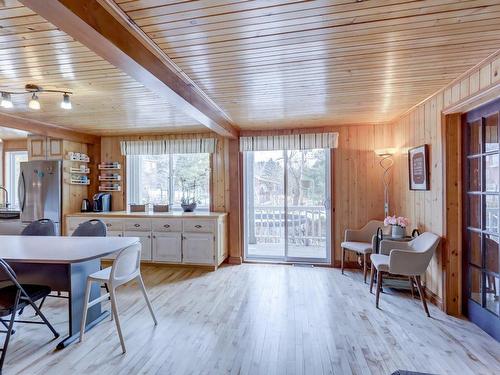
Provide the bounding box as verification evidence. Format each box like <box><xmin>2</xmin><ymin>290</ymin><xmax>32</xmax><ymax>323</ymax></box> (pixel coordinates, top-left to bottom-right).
<box><xmin>116</xmin><ymin>0</ymin><xmax>500</xmax><ymax>129</ymax></box>
<box><xmin>3</xmin><ymin>0</ymin><xmax>500</xmax><ymax>134</ymax></box>
<box><xmin>0</xmin><ymin>0</ymin><xmax>204</xmax><ymax>135</ymax></box>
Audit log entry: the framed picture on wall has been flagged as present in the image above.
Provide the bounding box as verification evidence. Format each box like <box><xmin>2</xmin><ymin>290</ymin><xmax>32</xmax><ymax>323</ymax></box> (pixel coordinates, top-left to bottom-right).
<box><xmin>408</xmin><ymin>144</ymin><xmax>429</xmax><ymax>190</ymax></box>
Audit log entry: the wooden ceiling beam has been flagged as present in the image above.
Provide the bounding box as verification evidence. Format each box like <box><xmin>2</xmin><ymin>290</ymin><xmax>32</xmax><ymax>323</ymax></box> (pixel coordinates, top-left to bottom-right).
<box><xmin>19</xmin><ymin>0</ymin><xmax>238</xmax><ymax>139</ymax></box>
<box><xmin>0</xmin><ymin>112</ymin><xmax>100</xmax><ymax>144</ymax></box>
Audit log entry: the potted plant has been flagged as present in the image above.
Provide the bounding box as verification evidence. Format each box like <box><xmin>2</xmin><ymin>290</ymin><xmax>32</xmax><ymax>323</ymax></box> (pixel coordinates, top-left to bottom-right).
<box><xmin>384</xmin><ymin>215</ymin><xmax>409</xmax><ymax>238</ymax></box>
<box><xmin>180</xmin><ymin>178</ymin><xmax>198</xmax><ymax>212</ymax></box>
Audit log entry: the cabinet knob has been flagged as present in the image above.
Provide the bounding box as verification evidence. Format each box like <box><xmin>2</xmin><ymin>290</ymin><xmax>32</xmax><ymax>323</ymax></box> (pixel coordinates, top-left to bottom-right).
<box><xmin>153</xmin><ymin>235</ymin><xmax>156</xmax><ymax>239</ymax></box>
<box><xmin>163</xmin><ymin>224</ymin><xmax>170</xmax><ymax>228</ymax></box>
<box><xmin>134</xmin><ymin>223</ymin><xmax>140</xmax><ymax>227</ymax></box>
<box><xmin>147</xmin><ymin>235</ymin><xmax>151</xmax><ymax>239</ymax></box>
<box><xmin>106</xmin><ymin>223</ymin><xmax>111</xmax><ymax>227</ymax></box>
<box><xmin>195</xmin><ymin>225</ymin><xmax>202</xmax><ymax>229</ymax></box>
<box><xmin>118</xmin><ymin>234</ymin><xmax>122</xmax><ymax>237</ymax></box>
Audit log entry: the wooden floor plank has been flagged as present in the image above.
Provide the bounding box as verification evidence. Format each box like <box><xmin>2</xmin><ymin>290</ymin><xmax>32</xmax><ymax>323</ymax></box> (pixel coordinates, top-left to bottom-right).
<box><xmin>2</xmin><ymin>263</ymin><xmax>499</xmax><ymax>374</ymax></box>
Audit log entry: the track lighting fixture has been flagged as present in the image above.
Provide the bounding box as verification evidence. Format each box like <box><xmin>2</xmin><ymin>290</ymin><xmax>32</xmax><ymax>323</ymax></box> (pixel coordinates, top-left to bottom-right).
<box><xmin>0</xmin><ymin>84</ymin><xmax>72</xmax><ymax>110</ymax></box>
<box><xmin>0</xmin><ymin>92</ymin><xmax>13</xmax><ymax>108</ymax></box>
<box><xmin>60</xmin><ymin>93</ymin><xmax>72</xmax><ymax>110</ymax></box>
<box><xmin>28</xmin><ymin>93</ymin><xmax>40</xmax><ymax>110</ymax></box>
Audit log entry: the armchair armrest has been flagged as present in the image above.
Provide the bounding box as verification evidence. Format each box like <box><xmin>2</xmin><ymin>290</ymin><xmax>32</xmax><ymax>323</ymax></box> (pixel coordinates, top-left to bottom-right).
<box><xmin>379</xmin><ymin>240</ymin><xmax>411</xmax><ymax>256</ymax></box>
<box><xmin>389</xmin><ymin>249</ymin><xmax>430</xmax><ymax>276</ymax></box>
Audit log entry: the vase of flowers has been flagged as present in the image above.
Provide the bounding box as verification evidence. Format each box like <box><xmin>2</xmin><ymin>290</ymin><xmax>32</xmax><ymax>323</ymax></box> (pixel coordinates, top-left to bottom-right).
<box><xmin>384</xmin><ymin>215</ymin><xmax>409</xmax><ymax>238</ymax></box>
<box><xmin>180</xmin><ymin>177</ymin><xmax>199</xmax><ymax>212</ymax></box>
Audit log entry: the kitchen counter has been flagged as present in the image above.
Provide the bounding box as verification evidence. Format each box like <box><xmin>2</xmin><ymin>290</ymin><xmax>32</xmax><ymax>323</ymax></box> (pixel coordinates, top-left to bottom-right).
<box><xmin>66</xmin><ymin>211</ymin><xmax>227</xmax><ymax>219</ymax></box>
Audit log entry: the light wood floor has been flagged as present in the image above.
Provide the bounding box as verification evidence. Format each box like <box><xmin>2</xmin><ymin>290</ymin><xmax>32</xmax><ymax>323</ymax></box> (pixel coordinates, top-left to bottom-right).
<box><xmin>3</xmin><ymin>264</ymin><xmax>500</xmax><ymax>375</ymax></box>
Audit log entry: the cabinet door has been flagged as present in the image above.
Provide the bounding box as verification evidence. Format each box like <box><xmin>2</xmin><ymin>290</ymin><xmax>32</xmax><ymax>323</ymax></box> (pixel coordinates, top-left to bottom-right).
<box><xmin>152</xmin><ymin>232</ymin><xmax>182</xmax><ymax>263</ymax></box>
<box><xmin>124</xmin><ymin>231</ymin><xmax>152</xmax><ymax>261</ymax></box>
<box><xmin>28</xmin><ymin>136</ymin><xmax>46</xmax><ymax>160</ymax></box>
<box><xmin>182</xmin><ymin>233</ymin><xmax>214</xmax><ymax>265</ymax></box>
<box><xmin>47</xmin><ymin>139</ymin><xmax>63</xmax><ymax>160</ymax></box>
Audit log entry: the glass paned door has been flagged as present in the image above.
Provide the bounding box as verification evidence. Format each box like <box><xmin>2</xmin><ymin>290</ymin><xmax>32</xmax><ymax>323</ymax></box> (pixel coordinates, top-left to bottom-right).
<box><xmin>244</xmin><ymin>149</ymin><xmax>330</xmax><ymax>263</ymax></box>
<box><xmin>286</xmin><ymin>149</ymin><xmax>329</xmax><ymax>261</ymax></box>
<box><xmin>463</xmin><ymin>103</ymin><xmax>500</xmax><ymax>341</ymax></box>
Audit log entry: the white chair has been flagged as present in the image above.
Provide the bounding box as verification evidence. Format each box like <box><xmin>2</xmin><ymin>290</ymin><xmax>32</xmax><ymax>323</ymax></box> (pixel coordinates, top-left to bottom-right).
<box><xmin>340</xmin><ymin>220</ymin><xmax>383</xmax><ymax>283</ymax></box>
<box><xmin>79</xmin><ymin>243</ymin><xmax>157</xmax><ymax>353</ymax></box>
<box><xmin>369</xmin><ymin>232</ymin><xmax>440</xmax><ymax>317</ymax></box>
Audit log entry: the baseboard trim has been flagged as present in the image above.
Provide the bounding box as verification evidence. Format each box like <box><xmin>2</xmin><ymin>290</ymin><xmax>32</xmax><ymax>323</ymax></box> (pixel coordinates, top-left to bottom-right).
<box><xmin>227</xmin><ymin>256</ymin><xmax>242</xmax><ymax>265</ymax></box>
<box><xmin>332</xmin><ymin>260</ymin><xmax>362</xmax><ymax>269</ymax></box>
<box><xmin>424</xmin><ymin>286</ymin><xmax>444</xmax><ymax>310</ymax></box>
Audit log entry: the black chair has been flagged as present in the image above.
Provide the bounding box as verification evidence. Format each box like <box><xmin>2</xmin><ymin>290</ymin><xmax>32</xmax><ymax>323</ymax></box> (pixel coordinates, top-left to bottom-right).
<box><xmin>18</xmin><ymin>219</ymin><xmax>56</xmax><ymax>316</ymax></box>
<box><xmin>21</xmin><ymin>219</ymin><xmax>56</xmax><ymax>236</ymax></box>
<box><xmin>72</xmin><ymin>220</ymin><xmax>110</xmax><ymax>294</ymax></box>
<box><xmin>72</xmin><ymin>219</ymin><xmax>107</xmax><ymax>237</ymax></box>
<box><xmin>0</xmin><ymin>259</ymin><xmax>59</xmax><ymax>371</ymax></box>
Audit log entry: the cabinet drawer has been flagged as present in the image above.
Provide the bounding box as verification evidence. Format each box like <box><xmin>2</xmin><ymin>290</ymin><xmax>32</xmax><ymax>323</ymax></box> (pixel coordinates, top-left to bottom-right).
<box><xmin>123</xmin><ymin>219</ymin><xmax>151</xmax><ymax>231</ymax></box>
<box><xmin>67</xmin><ymin>217</ymin><xmax>87</xmax><ymax>232</ymax></box>
<box><xmin>152</xmin><ymin>219</ymin><xmax>182</xmax><ymax>232</ymax></box>
<box><xmin>102</xmin><ymin>219</ymin><xmax>123</xmax><ymax>232</ymax></box>
<box><xmin>183</xmin><ymin>220</ymin><xmax>215</xmax><ymax>233</ymax></box>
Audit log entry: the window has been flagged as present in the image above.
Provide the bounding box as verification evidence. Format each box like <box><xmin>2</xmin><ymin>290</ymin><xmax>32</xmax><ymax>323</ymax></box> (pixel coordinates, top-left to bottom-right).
<box><xmin>126</xmin><ymin>153</ymin><xmax>210</xmax><ymax>210</ymax></box>
<box><xmin>4</xmin><ymin>150</ymin><xmax>28</xmax><ymax>208</ymax></box>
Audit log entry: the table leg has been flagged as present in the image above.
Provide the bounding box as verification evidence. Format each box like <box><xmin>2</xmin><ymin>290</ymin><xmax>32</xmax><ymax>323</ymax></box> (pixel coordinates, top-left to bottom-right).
<box><xmin>57</xmin><ymin>259</ymin><xmax>109</xmax><ymax>349</ymax></box>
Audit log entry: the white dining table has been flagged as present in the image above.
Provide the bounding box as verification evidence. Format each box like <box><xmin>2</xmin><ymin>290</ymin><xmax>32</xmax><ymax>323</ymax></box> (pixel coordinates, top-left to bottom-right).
<box><xmin>0</xmin><ymin>235</ymin><xmax>139</xmax><ymax>349</ymax></box>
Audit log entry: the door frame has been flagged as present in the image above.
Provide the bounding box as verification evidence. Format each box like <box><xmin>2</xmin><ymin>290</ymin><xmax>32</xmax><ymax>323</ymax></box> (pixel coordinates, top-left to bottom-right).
<box><xmin>242</xmin><ymin>149</ymin><xmax>332</xmax><ymax>265</ymax></box>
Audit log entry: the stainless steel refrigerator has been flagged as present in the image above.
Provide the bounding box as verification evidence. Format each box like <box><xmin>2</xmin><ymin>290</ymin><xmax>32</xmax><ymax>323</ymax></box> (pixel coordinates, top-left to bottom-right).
<box><xmin>18</xmin><ymin>160</ymin><xmax>62</xmax><ymax>235</ymax></box>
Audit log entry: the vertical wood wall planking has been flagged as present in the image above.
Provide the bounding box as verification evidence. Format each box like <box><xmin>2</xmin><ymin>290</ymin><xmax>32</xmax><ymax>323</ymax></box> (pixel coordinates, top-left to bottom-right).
<box><xmin>390</xmin><ymin>49</ymin><xmax>500</xmax><ymax>312</ymax></box>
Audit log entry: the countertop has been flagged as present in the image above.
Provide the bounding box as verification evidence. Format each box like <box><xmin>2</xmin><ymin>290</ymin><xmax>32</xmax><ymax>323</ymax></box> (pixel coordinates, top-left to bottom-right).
<box><xmin>66</xmin><ymin>211</ymin><xmax>227</xmax><ymax>219</ymax></box>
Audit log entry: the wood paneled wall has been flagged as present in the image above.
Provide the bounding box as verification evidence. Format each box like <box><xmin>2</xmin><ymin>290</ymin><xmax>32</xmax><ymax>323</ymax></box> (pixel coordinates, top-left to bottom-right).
<box><xmin>390</xmin><ymin>48</ymin><xmax>500</xmax><ymax>312</ymax></box>
<box><xmin>99</xmin><ymin>133</ymin><xmax>229</xmax><ymax>212</ymax></box>
<box><xmin>333</xmin><ymin>124</ymin><xmax>392</xmax><ymax>264</ymax></box>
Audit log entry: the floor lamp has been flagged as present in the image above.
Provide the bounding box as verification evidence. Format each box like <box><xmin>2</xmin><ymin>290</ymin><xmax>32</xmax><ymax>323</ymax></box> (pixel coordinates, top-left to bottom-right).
<box><xmin>375</xmin><ymin>148</ymin><xmax>397</xmax><ymax>217</ymax></box>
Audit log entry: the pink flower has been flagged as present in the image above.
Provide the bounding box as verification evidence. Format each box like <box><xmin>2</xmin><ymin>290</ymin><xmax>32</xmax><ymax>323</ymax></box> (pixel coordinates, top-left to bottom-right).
<box><xmin>384</xmin><ymin>215</ymin><xmax>397</xmax><ymax>226</ymax></box>
<box><xmin>384</xmin><ymin>215</ymin><xmax>409</xmax><ymax>228</ymax></box>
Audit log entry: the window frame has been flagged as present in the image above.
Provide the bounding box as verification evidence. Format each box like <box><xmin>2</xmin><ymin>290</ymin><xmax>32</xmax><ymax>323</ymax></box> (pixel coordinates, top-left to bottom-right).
<box><xmin>3</xmin><ymin>149</ymin><xmax>28</xmax><ymax>208</ymax></box>
<box><xmin>125</xmin><ymin>153</ymin><xmax>213</xmax><ymax>211</ymax></box>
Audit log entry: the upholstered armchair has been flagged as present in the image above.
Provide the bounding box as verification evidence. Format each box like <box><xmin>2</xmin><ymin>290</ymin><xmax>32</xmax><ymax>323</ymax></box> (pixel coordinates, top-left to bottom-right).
<box><xmin>340</xmin><ymin>220</ymin><xmax>384</xmax><ymax>283</ymax></box>
<box><xmin>370</xmin><ymin>232</ymin><xmax>440</xmax><ymax>317</ymax></box>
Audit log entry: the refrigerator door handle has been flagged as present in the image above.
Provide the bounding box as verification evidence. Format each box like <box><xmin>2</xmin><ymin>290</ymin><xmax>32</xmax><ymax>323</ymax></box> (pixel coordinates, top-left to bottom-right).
<box><xmin>18</xmin><ymin>171</ymin><xmax>26</xmax><ymax>212</ymax></box>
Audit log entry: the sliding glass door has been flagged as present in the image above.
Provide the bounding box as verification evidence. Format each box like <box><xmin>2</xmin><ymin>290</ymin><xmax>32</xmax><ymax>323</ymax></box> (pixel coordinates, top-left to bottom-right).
<box><xmin>244</xmin><ymin>149</ymin><xmax>331</xmax><ymax>263</ymax></box>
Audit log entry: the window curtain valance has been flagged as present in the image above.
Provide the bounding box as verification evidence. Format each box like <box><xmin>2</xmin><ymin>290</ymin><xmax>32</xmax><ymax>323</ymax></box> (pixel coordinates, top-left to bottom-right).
<box><xmin>239</xmin><ymin>132</ymin><xmax>338</xmax><ymax>152</ymax></box>
<box><xmin>120</xmin><ymin>137</ymin><xmax>217</xmax><ymax>155</ymax></box>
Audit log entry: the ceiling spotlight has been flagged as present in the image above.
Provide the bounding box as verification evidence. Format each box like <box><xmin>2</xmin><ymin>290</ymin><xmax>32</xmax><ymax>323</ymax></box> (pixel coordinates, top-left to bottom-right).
<box><xmin>28</xmin><ymin>92</ymin><xmax>40</xmax><ymax>110</ymax></box>
<box><xmin>60</xmin><ymin>93</ymin><xmax>72</xmax><ymax>110</ymax></box>
<box><xmin>0</xmin><ymin>92</ymin><xmax>13</xmax><ymax>109</ymax></box>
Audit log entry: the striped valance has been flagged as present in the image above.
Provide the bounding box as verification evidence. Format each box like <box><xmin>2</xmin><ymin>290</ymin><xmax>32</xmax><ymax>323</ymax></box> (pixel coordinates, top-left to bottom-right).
<box><xmin>120</xmin><ymin>138</ymin><xmax>217</xmax><ymax>155</ymax></box>
<box><xmin>240</xmin><ymin>132</ymin><xmax>338</xmax><ymax>152</ymax></box>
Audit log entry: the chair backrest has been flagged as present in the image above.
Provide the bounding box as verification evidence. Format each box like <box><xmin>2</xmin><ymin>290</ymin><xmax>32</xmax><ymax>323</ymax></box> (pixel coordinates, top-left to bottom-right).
<box><xmin>390</xmin><ymin>232</ymin><xmax>440</xmax><ymax>276</ymax></box>
<box><xmin>110</xmin><ymin>243</ymin><xmax>141</xmax><ymax>286</ymax></box>
<box><xmin>21</xmin><ymin>219</ymin><xmax>55</xmax><ymax>236</ymax></box>
<box><xmin>72</xmin><ymin>219</ymin><xmax>107</xmax><ymax>237</ymax></box>
<box><xmin>358</xmin><ymin>220</ymin><xmax>384</xmax><ymax>242</ymax></box>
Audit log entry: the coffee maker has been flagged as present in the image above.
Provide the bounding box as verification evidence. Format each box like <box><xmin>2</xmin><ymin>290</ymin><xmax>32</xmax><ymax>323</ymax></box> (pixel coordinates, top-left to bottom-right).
<box><xmin>93</xmin><ymin>193</ymin><xmax>112</xmax><ymax>212</ymax></box>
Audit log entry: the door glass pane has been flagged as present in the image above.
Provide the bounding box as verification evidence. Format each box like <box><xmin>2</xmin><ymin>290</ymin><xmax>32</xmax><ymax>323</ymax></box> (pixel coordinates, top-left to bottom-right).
<box><xmin>469</xmin><ymin>230</ymin><xmax>482</xmax><ymax>267</ymax></box>
<box><xmin>468</xmin><ymin>157</ymin><xmax>481</xmax><ymax>192</ymax></box>
<box><xmin>470</xmin><ymin>266</ymin><xmax>482</xmax><ymax>304</ymax></box>
<box><xmin>245</xmin><ymin>151</ymin><xmax>285</xmax><ymax>258</ymax></box>
<box><xmin>286</xmin><ymin>149</ymin><xmax>328</xmax><ymax>259</ymax></box>
<box><xmin>485</xmin><ymin>195</ymin><xmax>499</xmax><ymax>232</ymax></box>
<box><xmin>485</xmin><ymin>235</ymin><xmax>499</xmax><ymax>274</ymax></box>
<box><xmin>485</xmin><ymin>154</ymin><xmax>499</xmax><ymax>192</ymax></box>
<box><xmin>468</xmin><ymin>120</ymin><xmax>482</xmax><ymax>155</ymax></box>
<box><xmin>485</xmin><ymin>275</ymin><xmax>499</xmax><ymax>316</ymax></box>
<box><xmin>485</xmin><ymin>113</ymin><xmax>499</xmax><ymax>152</ymax></box>
<box><xmin>468</xmin><ymin>194</ymin><xmax>481</xmax><ymax>229</ymax></box>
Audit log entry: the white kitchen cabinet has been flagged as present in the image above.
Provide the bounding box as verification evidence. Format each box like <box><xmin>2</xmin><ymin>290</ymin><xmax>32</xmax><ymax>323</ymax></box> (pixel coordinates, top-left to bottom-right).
<box><xmin>102</xmin><ymin>230</ymin><xmax>123</xmax><ymax>260</ymax></box>
<box><xmin>124</xmin><ymin>230</ymin><xmax>152</xmax><ymax>261</ymax></box>
<box><xmin>65</xmin><ymin>213</ymin><xmax>228</xmax><ymax>269</ymax></box>
<box><xmin>182</xmin><ymin>232</ymin><xmax>214</xmax><ymax>265</ymax></box>
<box><xmin>152</xmin><ymin>232</ymin><xmax>182</xmax><ymax>263</ymax></box>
